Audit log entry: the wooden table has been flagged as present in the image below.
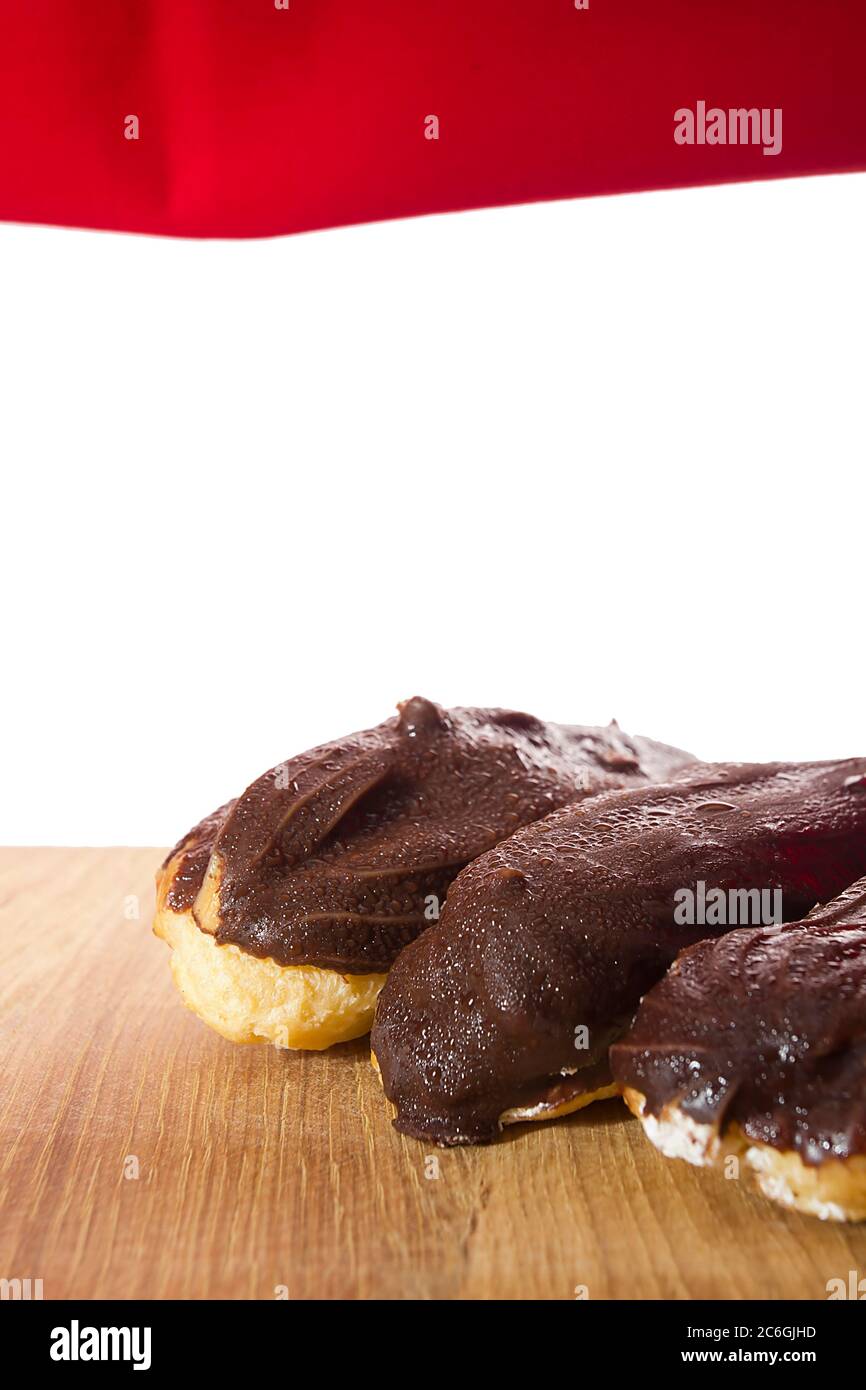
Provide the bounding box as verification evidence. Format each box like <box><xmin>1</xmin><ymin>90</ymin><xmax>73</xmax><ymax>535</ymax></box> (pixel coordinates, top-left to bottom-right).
<box><xmin>2</xmin><ymin>847</ymin><xmax>865</xmax><ymax>1301</ymax></box>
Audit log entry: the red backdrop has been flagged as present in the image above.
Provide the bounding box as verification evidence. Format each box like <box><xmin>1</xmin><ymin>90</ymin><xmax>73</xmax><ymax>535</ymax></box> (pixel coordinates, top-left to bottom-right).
<box><xmin>1</xmin><ymin>0</ymin><xmax>864</xmax><ymax>237</ymax></box>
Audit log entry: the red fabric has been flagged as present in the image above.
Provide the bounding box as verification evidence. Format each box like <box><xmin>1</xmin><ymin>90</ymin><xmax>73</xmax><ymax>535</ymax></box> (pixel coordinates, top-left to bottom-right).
<box><xmin>1</xmin><ymin>1</ymin><xmax>864</xmax><ymax>238</ymax></box>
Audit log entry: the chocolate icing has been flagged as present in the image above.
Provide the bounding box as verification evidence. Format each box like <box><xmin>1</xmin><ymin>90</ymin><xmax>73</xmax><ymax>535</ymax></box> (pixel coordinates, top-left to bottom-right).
<box><xmin>611</xmin><ymin>876</ymin><xmax>866</xmax><ymax>1165</ymax></box>
<box><xmin>162</xmin><ymin>697</ymin><xmax>694</xmax><ymax>973</ymax></box>
<box><xmin>163</xmin><ymin>802</ymin><xmax>236</xmax><ymax>913</ymax></box>
<box><xmin>372</xmin><ymin>760</ymin><xmax>866</xmax><ymax>1145</ymax></box>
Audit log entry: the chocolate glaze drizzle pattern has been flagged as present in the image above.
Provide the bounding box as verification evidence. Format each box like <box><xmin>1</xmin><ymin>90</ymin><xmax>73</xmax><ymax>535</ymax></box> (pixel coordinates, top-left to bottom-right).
<box><xmin>372</xmin><ymin>760</ymin><xmax>866</xmax><ymax>1145</ymax></box>
<box><xmin>162</xmin><ymin>698</ymin><xmax>694</xmax><ymax>973</ymax></box>
<box><xmin>611</xmin><ymin>876</ymin><xmax>866</xmax><ymax>1165</ymax></box>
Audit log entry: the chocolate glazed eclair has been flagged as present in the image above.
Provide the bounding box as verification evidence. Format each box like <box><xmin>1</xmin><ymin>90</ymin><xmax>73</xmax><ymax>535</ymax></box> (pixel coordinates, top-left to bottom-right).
<box><xmin>371</xmin><ymin>760</ymin><xmax>866</xmax><ymax>1144</ymax></box>
<box><xmin>612</xmin><ymin>871</ymin><xmax>866</xmax><ymax>1221</ymax></box>
<box><xmin>154</xmin><ymin>698</ymin><xmax>694</xmax><ymax>1050</ymax></box>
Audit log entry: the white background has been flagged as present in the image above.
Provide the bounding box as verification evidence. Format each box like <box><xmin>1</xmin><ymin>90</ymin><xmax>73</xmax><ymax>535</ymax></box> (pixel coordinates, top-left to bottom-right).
<box><xmin>2</xmin><ymin>173</ymin><xmax>863</xmax><ymax>845</ymax></box>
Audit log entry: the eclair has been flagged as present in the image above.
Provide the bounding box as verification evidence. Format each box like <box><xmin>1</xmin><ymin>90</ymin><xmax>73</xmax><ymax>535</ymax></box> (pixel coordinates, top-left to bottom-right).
<box><xmin>611</xmin><ymin>872</ymin><xmax>866</xmax><ymax>1221</ymax></box>
<box><xmin>371</xmin><ymin>760</ymin><xmax>866</xmax><ymax>1144</ymax></box>
<box><xmin>154</xmin><ymin>697</ymin><xmax>693</xmax><ymax>1050</ymax></box>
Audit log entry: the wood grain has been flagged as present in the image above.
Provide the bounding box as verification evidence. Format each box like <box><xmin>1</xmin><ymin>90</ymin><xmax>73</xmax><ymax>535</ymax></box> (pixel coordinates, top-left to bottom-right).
<box><xmin>2</xmin><ymin>847</ymin><xmax>865</xmax><ymax>1301</ymax></box>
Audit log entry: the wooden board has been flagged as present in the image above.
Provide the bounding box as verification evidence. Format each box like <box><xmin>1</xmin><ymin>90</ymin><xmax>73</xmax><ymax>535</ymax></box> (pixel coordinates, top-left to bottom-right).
<box><xmin>2</xmin><ymin>846</ymin><xmax>865</xmax><ymax>1301</ymax></box>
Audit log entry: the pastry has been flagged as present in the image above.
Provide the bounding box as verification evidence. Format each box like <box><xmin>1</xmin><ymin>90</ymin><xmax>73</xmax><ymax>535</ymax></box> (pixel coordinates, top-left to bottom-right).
<box><xmin>372</xmin><ymin>759</ymin><xmax>866</xmax><ymax>1144</ymax></box>
<box><xmin>612</xmin><ymin>872</ymin><xmax>866</xmax><ymax>1221</ymax></box>
<box><xmin>154</xmin><ymin>697</ymin><xmax>692</xmax><ymax>1050</ymax></box>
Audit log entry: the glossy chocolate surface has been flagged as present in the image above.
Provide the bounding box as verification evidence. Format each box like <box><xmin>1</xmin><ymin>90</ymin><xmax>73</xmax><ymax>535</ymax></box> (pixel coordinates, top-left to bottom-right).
<box><xmin>163</xmin><ymin>697</ymin><xmax>693</xmax><ymax>972</ymax></box>
<box><xmin>611</xmin><ymin>875</ymin><xmax>866</xmax><ymax>1165</ymax></box>
<box><xmin>372</xmin><ymin>761</ymin><xmax>866</xmax><ymax>1144</ymax></box>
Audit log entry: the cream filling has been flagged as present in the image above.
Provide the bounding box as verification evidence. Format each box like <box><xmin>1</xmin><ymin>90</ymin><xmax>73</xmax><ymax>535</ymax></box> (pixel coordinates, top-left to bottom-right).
<box><xmin>625</xmin><ymin>1088</ymin><xmax>866</xmax><ymax>1222</ymax></box>
<box><xmin>154</xmin><ymin>907</ymin><xmax>387</xmax><ymax>1050</ymax></box>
